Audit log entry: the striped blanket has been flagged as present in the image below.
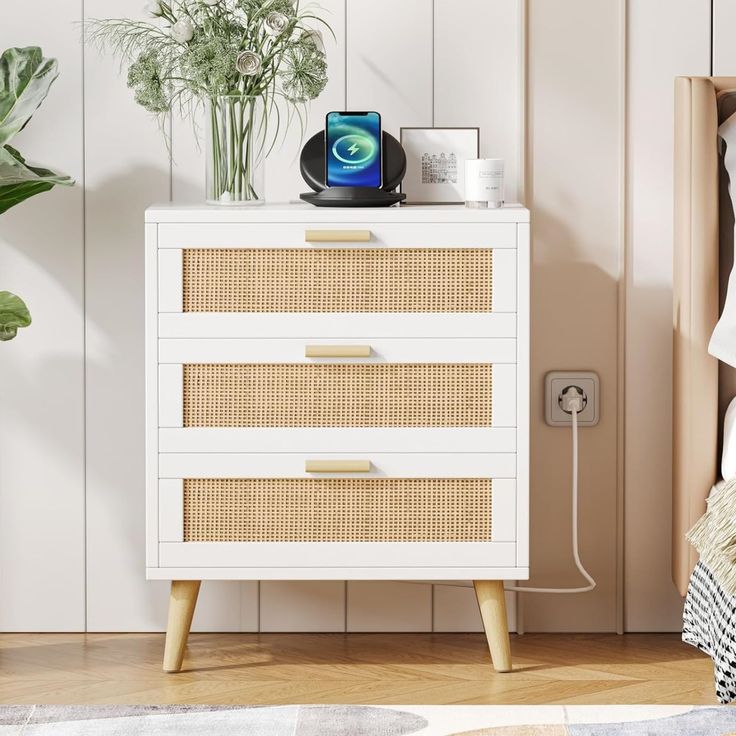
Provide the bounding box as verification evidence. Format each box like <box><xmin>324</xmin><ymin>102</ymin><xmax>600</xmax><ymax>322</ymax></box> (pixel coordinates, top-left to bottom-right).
<box><xmin>683</xmin><ymin>560</ymin><xmax>736</xmax><ymax>703</ymax></box>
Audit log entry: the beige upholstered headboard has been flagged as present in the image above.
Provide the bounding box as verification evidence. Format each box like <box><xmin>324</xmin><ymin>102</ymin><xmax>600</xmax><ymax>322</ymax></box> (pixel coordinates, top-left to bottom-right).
<box><xmin>673</xmin><ymin>76</ymin><xmax>736</xmax><ymax>595</ymax></box>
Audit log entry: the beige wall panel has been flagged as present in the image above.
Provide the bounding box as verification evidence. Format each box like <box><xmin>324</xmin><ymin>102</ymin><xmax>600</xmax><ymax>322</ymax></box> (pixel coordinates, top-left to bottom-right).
<box><xmin>524</xmin><ymin>0</ymin><xmax>622</xmax><ymax>631</ymax></box>
<box><xmin>625</xmin><ymin>0</ymin><xmax>710</xmax><ymax>631</ymax></box>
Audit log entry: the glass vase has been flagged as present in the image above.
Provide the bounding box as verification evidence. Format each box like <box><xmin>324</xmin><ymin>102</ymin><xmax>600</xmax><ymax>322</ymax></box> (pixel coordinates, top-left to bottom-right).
<box><xmin>206</xmin><ymin>95</ymin><xmax>265</xmax><ymax>205</ymax></box>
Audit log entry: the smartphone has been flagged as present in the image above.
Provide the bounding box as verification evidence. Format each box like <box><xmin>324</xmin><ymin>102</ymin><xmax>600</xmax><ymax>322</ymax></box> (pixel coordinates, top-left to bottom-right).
<box><xmin>325</xmin><ymin>111</ymin><xmax>382</xmax><ymax>188</ymax></box>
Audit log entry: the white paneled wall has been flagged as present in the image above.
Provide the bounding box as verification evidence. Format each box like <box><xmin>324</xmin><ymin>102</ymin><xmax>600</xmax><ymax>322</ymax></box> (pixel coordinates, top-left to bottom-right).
<box><xmin>84</xmin><ymin>0</ymin><xmax>171</xmax><ymax>632</ymax></box>
<box><xmin>0</xmin><ymin>3</ymin><xmax>85</xmax><ymax>632</ymax></box>
<box><xmin>714</xmin><ymin>0</ymin><xmax>736</xmax><ymax>71</ymax></box>
<box><xmin>434</xmin><ymin>0</ymin><xmax>523</xmax><ymax>203</ymax></box>
<box><xmin>347</xmin><ymin>0</ymin><xmax>433</xmax><ymax>136</ymax></box>
<box><xmin>347</xmin><ymin>582</ymin><xmax>432</xmax><ymax>632</ymax></box>
<box><xmin>2</xmin><ymin>0</ymin><xmax>719</xmax><ymax>635</ymax></box>
<box><xmin>0</xmin><ymin>1</ymin><xmax>521</xmax><ymax>633</ymax></box>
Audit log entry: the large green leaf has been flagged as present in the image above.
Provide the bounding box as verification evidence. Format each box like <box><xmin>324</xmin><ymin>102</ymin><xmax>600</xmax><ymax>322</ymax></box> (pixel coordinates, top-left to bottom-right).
<box><xmin>0</xmin><ymin>144</ymin><xmax>72</xmax><ymax>214</ymax></box>
<box><xmin>0</xmin><ymin>291</ymin><xmax>31</xmax><ymax>341</ymax></box>
<box><xmin>0</xmin><ymin>47</ymin><xmax>58</xmax><ymax>147</ymax></box>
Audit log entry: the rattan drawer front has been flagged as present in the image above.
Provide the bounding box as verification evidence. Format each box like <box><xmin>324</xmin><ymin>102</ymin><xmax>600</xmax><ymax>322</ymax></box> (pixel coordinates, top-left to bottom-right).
<box><xmin>183</xmin><ymin>363</ymin><xmax>492</xmax><ymax>428</ymax></box>
<box><xmin>183</xmin><ymin>477</ymin><xmax>492</xmax><ymax>543</ymax></box>
<box><xmin>182</xmin><ymin>248</ymin><xmax>492</xmax><ymax>313</ymax></box>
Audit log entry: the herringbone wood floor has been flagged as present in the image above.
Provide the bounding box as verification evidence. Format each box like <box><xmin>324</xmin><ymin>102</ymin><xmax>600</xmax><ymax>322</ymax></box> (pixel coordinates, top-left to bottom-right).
<box><xmin>0</xmin><ymin>633</ymin><xmax>716</xmax><ymax>705</ymax></box>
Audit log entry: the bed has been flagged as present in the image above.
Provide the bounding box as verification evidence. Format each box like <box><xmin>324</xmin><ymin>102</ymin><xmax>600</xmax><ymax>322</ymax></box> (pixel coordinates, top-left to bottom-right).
<box><xmin>674</xmin><ymin>76</ymin><xmax>736</xmax><ymax>703</ymax></box>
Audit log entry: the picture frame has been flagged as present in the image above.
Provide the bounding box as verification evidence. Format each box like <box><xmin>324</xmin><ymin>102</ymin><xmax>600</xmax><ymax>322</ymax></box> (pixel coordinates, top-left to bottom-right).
<box><xmin>399</xmin><ymin>127</ymin><xmax>480</xmax><ymax>204</ymax></box>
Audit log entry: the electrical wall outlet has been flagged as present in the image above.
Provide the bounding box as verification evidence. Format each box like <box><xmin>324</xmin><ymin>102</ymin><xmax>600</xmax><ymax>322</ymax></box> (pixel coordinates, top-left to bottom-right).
<box><xmin>544</xmin><ymin>371</ymin><xmax>600</xmax><ymax>426</ymax></box>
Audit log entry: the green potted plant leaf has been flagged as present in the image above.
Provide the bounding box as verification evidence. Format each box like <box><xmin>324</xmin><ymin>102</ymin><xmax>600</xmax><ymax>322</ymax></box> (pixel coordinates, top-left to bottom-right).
<box><xmin>0</xmin><ymin>291</ymin><xmax>31</xmax><ymax>341</ymax></box>
<box><xmin>0</xmin><ymin>46</ymin><xmax>73</xmax><ymax>214</ymax></box>
<box><xmin>0</xmin><ymin>45</ymin><xmax>74</xmax><ymax>340</ymax></box>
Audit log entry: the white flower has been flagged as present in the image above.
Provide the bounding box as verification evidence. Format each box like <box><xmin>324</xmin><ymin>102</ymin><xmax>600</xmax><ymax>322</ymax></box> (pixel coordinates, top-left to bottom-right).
<box><xmin>264</xmin><ymin>11</ymin><xmax>289</xmax><ymax>36</ymax></box>
<box><xmin>171</xmin><ymin>17</ymin><xmax>195</xmax><ymax>43</ymax></box>
<box><xmin>301</xmin><ymin>28</ymin><xmax>325</xmax><ymax>53</ymax></box>
<box><xmin>201</xmin><ymin>0</ymin><xmax>219</xmax><ymax>5</ymax></box>
<box><xmin>144</xmin><ymin>0</ymin><xmax>162</xmax><ymax>17</ymax></box>
<box><xmin>236</xmin><ymin>50</ymin><xmax>262</xmax><ymax>76</ymax></box>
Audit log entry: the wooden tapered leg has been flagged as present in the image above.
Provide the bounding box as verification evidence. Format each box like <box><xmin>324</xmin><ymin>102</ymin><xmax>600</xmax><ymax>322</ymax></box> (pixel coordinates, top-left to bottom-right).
<box><xmin>474</xmin><ymin>580</ymin><xmax>512</xmax><ymax>672</ymax></box>
<box><xmin>163</xmin><ymin>580</ymin><xmax>201</xmax><ymax>673</ymax></box>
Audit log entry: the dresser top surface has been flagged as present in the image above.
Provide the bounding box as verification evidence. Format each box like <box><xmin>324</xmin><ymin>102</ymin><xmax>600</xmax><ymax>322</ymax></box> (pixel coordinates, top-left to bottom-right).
<box><xmin>145</xmin><ymin>202</ymin><xmax>530</xmax><ymax>224</ymax></box>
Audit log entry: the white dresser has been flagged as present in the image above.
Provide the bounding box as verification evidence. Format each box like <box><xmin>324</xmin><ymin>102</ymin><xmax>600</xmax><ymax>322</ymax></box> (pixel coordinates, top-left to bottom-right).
<box><xmin>145</xmin><ymin>203</ymin><xmax>530</xmax><ymax>672</ymax></box>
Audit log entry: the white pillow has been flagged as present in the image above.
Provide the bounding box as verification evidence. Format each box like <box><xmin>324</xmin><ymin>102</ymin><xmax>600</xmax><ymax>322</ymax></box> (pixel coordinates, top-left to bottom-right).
<box><xmin>709</xmin><ymin>108</ymin><xmax>736</xmax><ymax>366</ymax></box>
<box><xmin>722</xmin><ymin>396</ymin><xmax>736</xmax><ymax>480</ymax></box>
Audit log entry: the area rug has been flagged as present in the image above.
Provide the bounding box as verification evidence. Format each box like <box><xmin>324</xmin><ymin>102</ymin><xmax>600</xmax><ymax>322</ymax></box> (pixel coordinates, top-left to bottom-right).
<box><xmin>0</xmin><ymin>705</ymin><xmax>734</xmax><ymax>735</ymax></box>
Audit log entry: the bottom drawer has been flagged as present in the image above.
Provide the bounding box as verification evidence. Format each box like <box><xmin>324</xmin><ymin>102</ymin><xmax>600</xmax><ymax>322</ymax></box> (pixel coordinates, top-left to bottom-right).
<box><xmin>183</xmin><ymin>477</ymin><xmax>492</xmax><ymax>543</ymax></box>
<box><xmin>158</xmin><ymin>469</ymin><xmax>517</xmax><ymax>549</ymax></box>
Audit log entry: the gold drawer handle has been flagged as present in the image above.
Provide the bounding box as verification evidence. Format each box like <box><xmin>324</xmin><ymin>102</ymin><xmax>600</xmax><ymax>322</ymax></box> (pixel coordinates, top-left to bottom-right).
<box><xmin>305</xmin><ymin>229</ymin><xmax>371</xmax><ymax>243</ymax></box>
<box><xmin>305</xmin><ymin>460</ymin><xmax>372</xmax><ymax>473</ymax></box>
<box><xmin>305</xmin><ymin>344</ymin><xmax>371</xmax><ymax>358</ymax></box>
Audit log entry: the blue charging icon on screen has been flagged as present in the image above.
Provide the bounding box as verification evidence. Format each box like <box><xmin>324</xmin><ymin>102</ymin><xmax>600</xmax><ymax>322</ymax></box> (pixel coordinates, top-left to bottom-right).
<box><xmin>326</xmin><ymin>112</ymin><xmax>382</xmax><ymax>187</ymax></box>
<box><xmin>332</xmin><ymin>134</ymin><xmax>376</xmax><ymax>165</ymax></box>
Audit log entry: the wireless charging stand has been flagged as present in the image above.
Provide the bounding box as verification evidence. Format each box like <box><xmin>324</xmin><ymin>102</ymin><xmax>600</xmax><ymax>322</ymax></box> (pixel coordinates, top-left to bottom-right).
<box><xmin>299</xmin><ymin>131</ymin><xmax>407</xmax><ymax>207</ymax></box>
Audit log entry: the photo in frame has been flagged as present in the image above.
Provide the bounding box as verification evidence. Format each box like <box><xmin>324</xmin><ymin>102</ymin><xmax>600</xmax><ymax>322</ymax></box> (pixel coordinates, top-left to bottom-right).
<box><xmin>399</xmin><ymin>127</ymin><xmax>480</xmax><ymax>204</ymax></box>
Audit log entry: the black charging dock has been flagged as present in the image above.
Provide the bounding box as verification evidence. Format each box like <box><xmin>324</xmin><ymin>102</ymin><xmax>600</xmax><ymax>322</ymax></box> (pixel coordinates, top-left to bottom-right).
<box><xmin>299</xmin><ymin>131</ymin><xmax>406</xmax><ymax>207</ymax></box>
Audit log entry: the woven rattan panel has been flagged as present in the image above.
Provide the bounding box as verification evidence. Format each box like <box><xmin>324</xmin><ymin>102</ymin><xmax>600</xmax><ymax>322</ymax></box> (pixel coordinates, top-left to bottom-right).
<box><xmin>183</xmin><ymin>363</ymin><xmax>492</xmax><ymax>427</ymax></box>
<box><xmin>182</xmin><ymin>248</ymin><xmax>492</xmax><ymax>312</ymax></box>
<box><xmin>183</xmin><ymin>478</ymin><xmax>492</xmax><ymax>542</ymax></box>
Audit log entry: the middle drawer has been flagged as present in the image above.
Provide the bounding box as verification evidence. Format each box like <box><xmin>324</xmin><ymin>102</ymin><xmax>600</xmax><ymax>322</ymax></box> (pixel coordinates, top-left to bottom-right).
<box><xmin>159</xmin><ymin>338</ymin><xmax>515</xmax><ymax>423</ymax></box>
<box><xmin>158</xmin><ymin>338</ymin><xmax>516</xmax><ymax>453</ymax></box>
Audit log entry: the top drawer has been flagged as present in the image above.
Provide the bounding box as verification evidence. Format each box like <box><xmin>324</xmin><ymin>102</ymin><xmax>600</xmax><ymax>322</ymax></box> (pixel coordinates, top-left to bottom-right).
<box><xmin>156</xmin><ymin>222</ymin><xmax>519</xmax><ymax>321</ymax></box>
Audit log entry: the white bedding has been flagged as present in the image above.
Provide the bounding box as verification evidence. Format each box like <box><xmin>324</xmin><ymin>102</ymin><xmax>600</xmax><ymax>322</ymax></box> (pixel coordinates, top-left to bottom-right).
<box><xmin>723</xmin><ymin>397</ymin><xmax>736</xmax><ymax>480</ymax></box>
<box><xmin>709</xmin><ymin>108</ymin><xmax>736</xmax><ymax>366</ymax></box>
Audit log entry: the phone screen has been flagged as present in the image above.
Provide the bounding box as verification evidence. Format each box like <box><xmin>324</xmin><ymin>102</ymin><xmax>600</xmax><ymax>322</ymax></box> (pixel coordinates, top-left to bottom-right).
<box><xmin>325</xmin><ymin>111</ymin><xmax>382</xmax><ymax>188</ymax></box>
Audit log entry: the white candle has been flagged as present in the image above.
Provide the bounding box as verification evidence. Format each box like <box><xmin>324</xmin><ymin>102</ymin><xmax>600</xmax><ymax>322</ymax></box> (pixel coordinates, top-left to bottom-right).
<box><xmin>465</xmin><ymin>158</ymin><xmax>504</xmax><ymax>209</ymax></box>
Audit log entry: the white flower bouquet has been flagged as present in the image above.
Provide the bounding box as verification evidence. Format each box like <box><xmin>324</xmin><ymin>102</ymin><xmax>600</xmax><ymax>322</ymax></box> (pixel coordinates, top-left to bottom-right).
<box><xmin>88</xmin><ymin>0</ymin><xmax>331</xmax><ymax>203</ymax></box>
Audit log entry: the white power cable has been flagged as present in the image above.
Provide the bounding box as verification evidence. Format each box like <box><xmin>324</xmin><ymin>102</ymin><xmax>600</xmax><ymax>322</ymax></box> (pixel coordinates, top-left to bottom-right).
<box><xmin>505</xmin><ymin>399</ymin><xmax>596</xmax><ymax>595</ymax></box>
